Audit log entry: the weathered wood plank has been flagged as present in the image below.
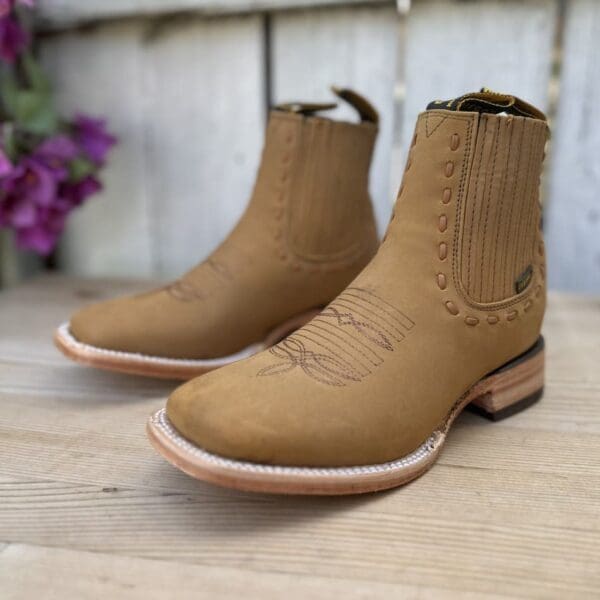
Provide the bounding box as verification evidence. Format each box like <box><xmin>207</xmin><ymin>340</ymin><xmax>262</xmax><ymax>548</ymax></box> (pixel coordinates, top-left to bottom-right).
<box><xmin>0</xmin><ymin>471</ymin><xmax>598</xmax><ymax>596</ymax></box>
<box><xmin>398</xmin><ymin>0</ymin><xmax>558</xmax><ymax>174</ymax></box>
<box><xmin>545</xmin><ymin>0</ymin><xmax>600</xmax><ymax>292</ymax></box>
<box><xmin>0</xmin><ymin>542</ymin><xmax>495</xmax><ymax>600</ymax></box>
<box><xmin>41</xmin><ymin>16</ymin><xmax>265</xmax><ymax>278</ymax></box>
<box><xmin>271</xmin><ymin>4</ymin><xmax>400</xmax><ymax>232</ymax></box>
<box><xmin>1</xmin><ymin>278</ymin><xmax>599</xmax><ymax>596</ymax></box>
<box><xmin>36</xmin><ymin>0</ymin><xmax>403</xmax><ymax>29</ymax></box>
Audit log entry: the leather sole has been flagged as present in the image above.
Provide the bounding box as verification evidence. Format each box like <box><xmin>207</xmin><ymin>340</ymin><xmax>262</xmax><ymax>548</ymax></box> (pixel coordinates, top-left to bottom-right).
<box><xmin>147</xmin><ymin>337</ymin><xmax>545</xmax><ymax>494</ymax></box>
<box><xmin>53</xmin><ymin>309</ymin><xmax>320</xmax><ymax>380</ymax></box>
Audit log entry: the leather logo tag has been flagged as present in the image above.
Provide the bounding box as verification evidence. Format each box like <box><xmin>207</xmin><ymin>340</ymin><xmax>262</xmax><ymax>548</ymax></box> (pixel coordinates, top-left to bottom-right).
<box><xmin>515</xmin><ymin>265</ymin><xmax>533</xmax><ymax>294</ymax></box>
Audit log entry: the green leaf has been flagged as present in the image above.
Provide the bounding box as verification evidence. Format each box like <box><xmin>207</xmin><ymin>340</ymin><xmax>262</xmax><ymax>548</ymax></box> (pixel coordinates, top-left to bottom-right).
<box><xmin>1</xmin><ymin>124</ymin><xmax>18</xmax><ymax>161</ymax></box>
<box><xmin>21</xmin><ymin>52</ymin><xmax>51</xmax><ymax>93</ymax></box>
<box><xmin>68</xmin><ymin>156</ymin><xmax>96</xmax><ymax>182</ymax></box>
<box><xmin>0</xmin><ymin>71</ymin><xmax>20</xmax><ymax>117</ymax></box>
<box><xmin>13</xmin><ymin>89</ymin><xmax>59</xmax><ymax>136</ymax></box>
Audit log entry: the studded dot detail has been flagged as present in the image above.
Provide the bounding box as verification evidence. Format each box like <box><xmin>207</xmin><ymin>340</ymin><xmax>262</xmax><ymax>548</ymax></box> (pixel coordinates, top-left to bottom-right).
<box><xmin>450</xmin><ymin>133</ymin><xmax>460</xmax><ymax>151</ymax></box>
<box><xmin>437</xmin><ymin>273</ymin><xmax>447</xmax><ymax>290</ymax></box>
<box><xmin>465</xmin><ymin>316</ymin><xmax>479</xmax><ymax>326</ymax></box>
<box><xmin>487</xmin><ymin>315</ymin><xmax>499</xmax><ymax>325</ymax></box>
<box><xmin>507</xmin><ymin>310</ymin><xmax>518</xmax><ymax>321</ymax></box>
<box><xmin>439</xmin><ymin>242</ymin><xmax>448</xmax><ymax>260</ymax></box>
<box><xmin>442</xmin><ymin>188</ymin><xmax>452</xmax><ymax>204</ymax></box>
<box><xmin>438</xmin><ymin>215</ymin><xmax>448</xmax><ymax>233</ymax></box>
<box><xmin>445</xmin><ymin>161</ymin><xmax>454</xmax><ymax>178</ymax></box>
<box><xmin>524</xmin><ymin>299</ymin><xmax>533</xmax><ymax>312</ymax></box>
<box><xmin>445</xmin><ymin>301</ymin><xmax>459</xmax><ymax>316</ymax></box>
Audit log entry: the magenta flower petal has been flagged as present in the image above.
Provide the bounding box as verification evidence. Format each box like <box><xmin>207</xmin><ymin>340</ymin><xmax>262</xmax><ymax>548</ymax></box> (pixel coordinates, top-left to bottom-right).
<box><xmin>0</xmin><ymin>15</ymin><xmax>29</xmax><ymax>63</ymax></box>
<box><xmin>34</xmin><ymin>135</ymin><xmax>79</xmax><ymax>180</ymax></box>
<box><xmin>60</xmin><ymin>175</ymin><xmax>102</xmax><ymax>208</ymax></box>
<box><xmin>10</xmin><ymin>198</ymin><xmax>37</xmax><ymax>226</ymax></box>
<box><xmin>36</xmin><ymin>135</ymin><xmax>79</xmax><ymax>163</ymax></box>
<box><xmin>16</xmin><ymin>225</ymin><xmax>58</xmax><ymax>255</ymax></box>
<box><xmin>73</xmin><ymin>114</ymin><xmax>117</xmax><ymax>166</ymax></box>
<box><xmin>0</xmin><ymin>145</ymin><xmax>12</xmax><ymax>177</ymax></box>
<box><xmin>21</xmin><ymin>158</ymin><xmax>58</xmax><ymax>206</ymax></box>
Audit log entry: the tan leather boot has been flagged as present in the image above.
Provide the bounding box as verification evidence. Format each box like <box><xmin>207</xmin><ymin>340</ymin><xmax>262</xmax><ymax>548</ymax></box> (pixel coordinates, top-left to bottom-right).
<box><xmin>148</xmin><ymin>90</ymin><xmax>549</xmax><ymax>494</ymax></box>
<box><xmin>55</xmin><ymin>88</ymin><xmax>380</xmax><ymax>379</ymax></box>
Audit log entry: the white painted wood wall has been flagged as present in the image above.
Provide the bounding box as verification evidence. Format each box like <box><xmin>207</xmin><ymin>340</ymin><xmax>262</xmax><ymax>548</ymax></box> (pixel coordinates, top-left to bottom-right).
<box><xmin>2</xmin><ymin>0</ymin><xmax>599</xmax><ymax>292</ymax></box>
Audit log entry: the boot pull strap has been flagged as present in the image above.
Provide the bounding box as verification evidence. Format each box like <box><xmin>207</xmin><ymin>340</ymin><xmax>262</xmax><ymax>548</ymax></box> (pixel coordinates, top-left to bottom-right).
<box><xmin>332</xmin><ymin>87</ymin><xmax>379</xmax><ymax>125</ymax></box>
<box><xmin>427</xmin><ymin>88</ymin><xmax>547</xmax><ymax>122</ymax></box>
<box><xmin>274</xmin><ymin>101</ymin><xmax>338</xmax><ymax>116</ymax></box>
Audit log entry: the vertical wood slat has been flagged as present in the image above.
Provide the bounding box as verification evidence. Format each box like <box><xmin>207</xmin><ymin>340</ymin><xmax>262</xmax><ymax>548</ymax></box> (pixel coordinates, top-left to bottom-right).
<box><xmin>41</xmin><ymin>16</ymin><xmax>265</xmax><ymax>278</ymax></box>
<box><xmin>142</xmin><ymin>17</ymin><xmax>265</xmax><ymax>275</ymax></box>
<box><xmin>271</xmin><ymin>5</ymin><xmax>400</xmax><ymax>233</ymax></box>
<box><xmin>545</xmin><ymin>0</ymin><xmax>600</xmax><ymax>292</ymax></box>
<box><xmin>399</xmin><ymin>0</ymin><xmax>558</xmax><ymax>177</ymax></box>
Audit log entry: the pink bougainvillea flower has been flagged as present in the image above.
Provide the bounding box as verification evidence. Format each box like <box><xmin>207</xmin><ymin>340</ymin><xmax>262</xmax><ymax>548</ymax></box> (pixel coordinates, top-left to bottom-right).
<box><xmin>36</xmin><ymin>135</ymin><xmax>79</xmax><ymax>163</ymax></box>
<box><xmin>17</xmin><ymin>157</ymin><xmax>59</xmax><ymax>206</ymax></box>
<box><xmin>15</xmin><ymin>207</ymin><xmax>66</xmax><ymax>255</ymax></box>
<box><xmin>34</xmin><ymin>135</ymin><xmax>79</xmax><ymax>180</ymax></box>
<box><xmin>0</xmin><ymin>145</ymin><xmax>12</xmax><ymax>177</ymax></box>
<box><xmin>0</xmin><ymin>0</ymin><xmax>35</xmax><ymax>16</ymax></box>
<box><xmin>0</xmin><ymin>14</ymin><xmax>29</xmax><ymax>63</ymax></box>
<box><xmin>0</xmin><ymin>158</ymin><xmax>59</xmax><ymax>230</ymax></box>
<box><xmin>60</xmin><ymin>175</ymin><xmax>102</xmax><ymax>208</ymax></box>
<box><xmin>73</xmin><ymin>115</ymin><xmax>117</xmax><ymax>166</ymax></box>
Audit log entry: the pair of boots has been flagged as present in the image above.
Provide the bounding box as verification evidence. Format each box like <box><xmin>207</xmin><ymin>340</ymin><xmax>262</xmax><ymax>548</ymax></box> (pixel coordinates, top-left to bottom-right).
<box><xmin>55</xmin><ymin>88</ymin><xmax>548</xmax><ymax>495</ymax></box>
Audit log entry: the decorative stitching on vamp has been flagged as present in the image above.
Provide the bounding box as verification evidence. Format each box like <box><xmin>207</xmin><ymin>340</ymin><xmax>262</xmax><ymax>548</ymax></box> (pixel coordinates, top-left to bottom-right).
<box><xmin>257</xmin><ymin>287</ymin><xmax>414</xmax><ymax>386</ymax></box>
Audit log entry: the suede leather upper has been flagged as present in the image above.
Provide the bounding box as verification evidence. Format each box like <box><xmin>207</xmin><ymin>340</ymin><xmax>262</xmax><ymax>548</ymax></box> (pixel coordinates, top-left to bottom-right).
<box><xmin>69</xmin><ymin>90</ymin><xmax>380</xmax><ymax>359</ymax></box>
<box><xmin>167</xmin><ymin>93</ymin><xmax>548</xmax><ymax>467</ymax></box>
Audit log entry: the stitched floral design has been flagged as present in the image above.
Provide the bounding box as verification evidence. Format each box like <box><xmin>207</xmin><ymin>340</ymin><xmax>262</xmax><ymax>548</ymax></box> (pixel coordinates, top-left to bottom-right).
<box><xmin>257</xmin><ymin>287</ymin><xmax>414</xmax><ymax>387</ymax></box>
<box><xmin>256</xmin><ymin>338</ymin><xmax>362</xmax><ymax>387</ymax></box>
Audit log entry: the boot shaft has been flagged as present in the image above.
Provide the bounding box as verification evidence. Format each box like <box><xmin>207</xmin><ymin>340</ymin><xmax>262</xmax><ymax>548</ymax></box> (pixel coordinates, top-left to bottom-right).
<box><xmin>390</xmin><ymin>91</ymin><xmax>548</xmax><ymax>309</ymax></box>
<box><xmin>247</xmin><ymin>88</ymin><xmax>379</xmax><ymax>265</ymax></box>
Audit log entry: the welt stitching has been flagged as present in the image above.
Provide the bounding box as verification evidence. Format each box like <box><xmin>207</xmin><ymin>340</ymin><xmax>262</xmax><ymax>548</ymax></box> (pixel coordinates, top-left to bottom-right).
<box><xmin>479</xmin><ymin>117</ymin><xmax>501</xmax><ymax>301</ymax></box>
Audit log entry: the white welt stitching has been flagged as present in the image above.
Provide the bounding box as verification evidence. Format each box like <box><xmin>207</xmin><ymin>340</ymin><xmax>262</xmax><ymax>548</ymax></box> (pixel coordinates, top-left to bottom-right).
<box><xmin>57</xmin><ymin>322</ymin><xmax>262</xmax><ymax>367</ymax></box>
<box><xmin>151</xmin><ymin>408</ymin><xmax>440</xmax><ymax>478</ymax></box>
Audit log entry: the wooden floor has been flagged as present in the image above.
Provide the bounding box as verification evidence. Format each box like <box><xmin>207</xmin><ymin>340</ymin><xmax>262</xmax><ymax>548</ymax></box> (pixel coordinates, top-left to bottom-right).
<box><xmin>1</xmin><ymin>276</ymin><xmax>599</xmax><ymax>599</ymax></box>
